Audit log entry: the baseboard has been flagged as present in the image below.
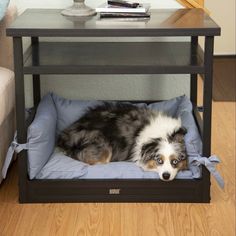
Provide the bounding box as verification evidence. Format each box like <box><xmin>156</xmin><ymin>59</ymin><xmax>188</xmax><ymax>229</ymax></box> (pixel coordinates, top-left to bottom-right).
<box><xmin>214</xmin><ymin>54</ymin><xmax>236</xmax><ymax>58</ymax></box>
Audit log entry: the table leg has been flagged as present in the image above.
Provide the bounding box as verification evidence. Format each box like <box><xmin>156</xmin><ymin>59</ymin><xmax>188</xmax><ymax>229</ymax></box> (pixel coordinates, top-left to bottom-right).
<box><xmin>202</xmin><ymin>36</ymin><xmax>214</xmax><ymax>157</ymax></box>
<box><xmin>13</xmin><ymin>37</ymin><xmax>28</xmax><ymax>202</ymax></box>
<box><xmin>31</xmin><ymin>37</ymin><xmax>41</xmax><ymax>106</ymax></box>
<box><xmin>202</xmin><ymin>36</ymin><xmax>214</xmax><ymax>202</ymax></box>
<box><xmin>190</xmin><ymin>36</ymin><xmax>198</xmax><ymax>106</ymax></box>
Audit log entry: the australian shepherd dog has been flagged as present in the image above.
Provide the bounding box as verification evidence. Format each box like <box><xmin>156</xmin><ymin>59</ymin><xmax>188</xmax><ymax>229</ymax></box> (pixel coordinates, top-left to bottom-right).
<box><xmin>57</xmin><ymin>103</ymin><xmax>188</xmax><ymax>181</ymax></box>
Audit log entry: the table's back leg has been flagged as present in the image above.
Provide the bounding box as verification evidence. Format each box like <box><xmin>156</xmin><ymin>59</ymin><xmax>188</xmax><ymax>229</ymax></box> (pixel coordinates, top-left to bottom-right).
<box><xmin>31</xmin><ymin>37</ymin><xmax>41</xmax><ymax>107</ymax></box>
<box><xmin>190</xmin><ymin>36</ymin><xmax>198</xmax><ymax>106</ymax></box>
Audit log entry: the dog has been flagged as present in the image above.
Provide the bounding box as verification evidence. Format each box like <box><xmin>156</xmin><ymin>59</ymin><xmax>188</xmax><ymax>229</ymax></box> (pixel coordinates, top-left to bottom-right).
<box><xmin>57</xmin><ymin>102</ymin><xmax>188</xmax><ymax>181</ymax></box>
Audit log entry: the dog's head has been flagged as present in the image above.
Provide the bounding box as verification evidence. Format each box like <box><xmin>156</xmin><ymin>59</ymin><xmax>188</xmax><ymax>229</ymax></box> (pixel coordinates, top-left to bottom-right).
<box><xmin>141</xmin><ymin>127</ymin><xmax>188</xmax><ymax>181</ymax></box>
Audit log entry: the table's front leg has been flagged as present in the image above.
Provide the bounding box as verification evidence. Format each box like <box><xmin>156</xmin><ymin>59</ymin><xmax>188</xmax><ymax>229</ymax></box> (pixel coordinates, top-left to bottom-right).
<box><xmin>13</xmin><ymin>37</ymin><xmax>28</xmax><ymax>202</ymax></box>
<box><xmin>202</xmin><ymin>36</ymin><xmax>214</xmax><ymax>157</ymax></box>
<box><xmin>13</xmin><ymin>37</ymin><xmax>27</xmax><ymax>145</ymax></box>
<box><xmin>201</xmin><ymin>36</ymin><xmax>214</xmax><ymax>202</ymax></box>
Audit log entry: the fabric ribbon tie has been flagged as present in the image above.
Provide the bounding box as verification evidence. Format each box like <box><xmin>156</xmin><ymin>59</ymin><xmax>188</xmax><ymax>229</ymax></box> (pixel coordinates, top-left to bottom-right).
<box><xmin>192</xmin><ymin>155</ymin><xmax>224</xmax><ymax>189</ymax></box>
<box><xmin>1</xmin><ymin>133</ymin><xmax>29</xmax><ymax>179</ymax></box>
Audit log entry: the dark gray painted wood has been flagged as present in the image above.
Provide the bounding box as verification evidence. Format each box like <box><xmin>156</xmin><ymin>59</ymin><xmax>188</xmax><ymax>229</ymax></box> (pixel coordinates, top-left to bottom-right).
<box><xmin>23</xmin><ymin>42</ymin><xmax>204</xmax><ymax>75</ymax></box>
<box><xmin>202</xmin><ymin>36</ymin><xmax>214</xmax><ymax>202</ymax></box>
<box><xmin>9</xmin><ymin>8</ymin><xmax>220</xmax><ymax>203</ymax></box>
<box><xmin>203</xmin><ymin>36</ymin><xmax>214</xmax><ymax>157</ymax></box>
<box><xmin>13</xmin><ymin>37</ymin><xmax>28</xmax><ymax>203</ymax></box>
<box><xmin>6</xmin><ymin>9</ymin><xmax>220</xmax><ymax>37</ymax></box>
<box><xmin>190</xmin><ymin>36</ymin><xmax>198</xmax><ymax>106</ymax></box>
<box><xmin>22</xmin><ymin>176</ymin><xmax>206</xmax><ymax>203</ymax></box>
<box><xmin>31</xmin><ymin>37</ymin><xmax>41</xmax><ymax>106</ymax></box>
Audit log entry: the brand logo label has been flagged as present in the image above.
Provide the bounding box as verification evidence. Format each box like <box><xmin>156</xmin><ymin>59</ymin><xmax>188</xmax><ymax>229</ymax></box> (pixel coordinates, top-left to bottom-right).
<box><xmin>109</xmin><ymin>189</ymin><xmax>121</xmax><ymax>194</ymax></box>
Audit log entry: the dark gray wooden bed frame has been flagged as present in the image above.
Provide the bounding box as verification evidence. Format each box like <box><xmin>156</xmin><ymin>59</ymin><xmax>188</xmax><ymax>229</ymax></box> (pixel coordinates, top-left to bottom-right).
<box><xmin>6</xmin><ymin>8</ymin><xmax>220</xmax><ymax>203</ymax></box>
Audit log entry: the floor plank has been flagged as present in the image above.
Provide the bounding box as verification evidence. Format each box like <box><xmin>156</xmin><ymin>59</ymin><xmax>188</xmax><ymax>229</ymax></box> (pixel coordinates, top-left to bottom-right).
<box><xmin>213</xmin><ymin>57</ymin><xmax>236</xmax><ymax>101</ymax></box>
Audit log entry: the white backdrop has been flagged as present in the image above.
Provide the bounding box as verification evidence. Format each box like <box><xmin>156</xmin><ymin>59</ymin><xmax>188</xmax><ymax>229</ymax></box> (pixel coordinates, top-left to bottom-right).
<box><xmin>12</xmin><ymin>0</ymin><xmax>182</xmax><ymax>13</ymax></box>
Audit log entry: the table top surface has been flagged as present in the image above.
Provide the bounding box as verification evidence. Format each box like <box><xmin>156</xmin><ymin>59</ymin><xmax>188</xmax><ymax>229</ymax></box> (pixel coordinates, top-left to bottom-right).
<box><xmin>6</xmin><ymin>8</ymin><xmax>221</xmax><ymax>37</ymax></box>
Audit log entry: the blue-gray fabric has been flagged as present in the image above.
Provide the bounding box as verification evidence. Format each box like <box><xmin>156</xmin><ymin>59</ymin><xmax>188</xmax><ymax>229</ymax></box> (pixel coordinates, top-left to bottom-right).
<box><xmin>191</xmin><ymin>155</ymin><xmax>225</xmax><ymax>188</ymax></box>
<box><xmin>53</xmin><ymin>93</ymin><xmax>183</xmax><ymax>133</ymax></box>
<box><xmin>52</xmin><ymin>93</ymin><xmax>102</xmax><ymax>135</ymax></box>
<box><xmin>36</xmin><ymin>150</ymin><xmax>193</xmax><ymax>179</ymax></box>
<box><xmin>32</xmin><ymin>93</ymin><xmax>203</xmax><ymax>180</ymax></box>
<box><xmin>2</xmin><ymin>133</ymin><xmax>29</xmax><ymax>179</ymax></box>
<box><xmin>27</xmin><ymin>94</ymin><xmax>57</xmax><ymax>179</ymax></box>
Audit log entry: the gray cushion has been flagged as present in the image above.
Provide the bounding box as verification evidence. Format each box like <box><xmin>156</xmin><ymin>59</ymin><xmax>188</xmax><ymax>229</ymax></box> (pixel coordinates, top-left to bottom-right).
<box><xmin>53</xmin><ymin>93</ymin><xmax>184</xmax><ymax>132</ymax></box>
<box><xmin>29</xmin><ymin>93</ymin><xmax>202</xmax><ymax>180</ymax></box>
<box><xmin>52</xmin><ymin>93</ymin><xmax>102</xmax><ymax>135</ymax></box>
<box><xmin>27</xmin><ymin>93</ymin><xmax>57</xmax><ymax>179</ymax></box>
<box><xmin>36</xmin><ymin>150</ymin><xmax>194</xmax><ymax>179</ymax></box>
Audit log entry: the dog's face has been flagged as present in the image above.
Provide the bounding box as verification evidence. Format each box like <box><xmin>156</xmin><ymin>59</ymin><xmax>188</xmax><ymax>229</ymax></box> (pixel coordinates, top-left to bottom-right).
<box><xmin>141</xmin><ymin>127</ymin><xmax>188</xmax><ymax>181</ymax></box>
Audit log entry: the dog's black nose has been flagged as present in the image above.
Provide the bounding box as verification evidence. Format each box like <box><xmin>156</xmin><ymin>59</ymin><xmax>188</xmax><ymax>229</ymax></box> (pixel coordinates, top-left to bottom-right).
<box><xmin>162</xmin><ymin>172</ymin><xmax>171</xmax><ymax>180</ymax></box>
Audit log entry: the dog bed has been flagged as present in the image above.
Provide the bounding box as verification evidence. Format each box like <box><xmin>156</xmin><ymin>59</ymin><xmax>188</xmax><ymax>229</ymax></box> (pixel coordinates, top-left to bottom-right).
<box><xmin>24</xmin><ymin>93</ymin><xmax>203</xmax><ymax>180</ymax></box>
<box><xmin>2</xmin><ymin>93</ymin><xmax>224</xmax><ymax>189</ymax></box>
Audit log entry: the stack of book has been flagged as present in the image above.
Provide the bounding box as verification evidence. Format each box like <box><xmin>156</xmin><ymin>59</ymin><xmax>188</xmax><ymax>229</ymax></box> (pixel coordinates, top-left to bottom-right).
<box><xmin>96</xmin><ymin>0</ymin><xmax>150</xmax><ymax>18</ymax></box>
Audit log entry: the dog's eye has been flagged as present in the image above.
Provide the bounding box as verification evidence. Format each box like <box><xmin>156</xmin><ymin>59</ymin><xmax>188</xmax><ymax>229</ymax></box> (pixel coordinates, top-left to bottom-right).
<box><xmin>171</xmin><ymin>159</ymin><xmax>178</xmax><ymax>165</ymax></box>
<box><xmin>156</xmin><ymin>158</ymin><xmax>163</xmax><ymax>164</ymax></box>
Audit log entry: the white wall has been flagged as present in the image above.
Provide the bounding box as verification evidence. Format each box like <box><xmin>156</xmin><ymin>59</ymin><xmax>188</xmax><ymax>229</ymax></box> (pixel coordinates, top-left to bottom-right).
<box><xmin>205</xmin><ymin>0</ymin><xmax>235</xmax><ymax>55</ymax></box>
<box><xmin>11</xmin><ymin>0</ymin><xmax>191</xmax><ymax>107</ymax></box>
<box><xmin>12</xmin><ymin>0</ymin><xmax>183</xmax><ymax>13</ymax></box>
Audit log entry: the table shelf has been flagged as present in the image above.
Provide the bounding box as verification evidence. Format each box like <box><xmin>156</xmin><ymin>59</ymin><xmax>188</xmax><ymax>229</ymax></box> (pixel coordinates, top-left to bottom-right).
<box><xmin>24</xmin><ymin>42</ymin><xmax>204</xmax><ymax>74</ymax></box>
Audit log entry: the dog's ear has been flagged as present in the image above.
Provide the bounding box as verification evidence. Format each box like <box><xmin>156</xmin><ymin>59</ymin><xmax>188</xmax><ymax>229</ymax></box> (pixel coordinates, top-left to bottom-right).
<box><xmin>178</xmin><ymin>158</ymin><xmax>188</xmax><ymax>170</ymax></box>
<box><xmin>169</xmin><ymin>127</ymin><xmax>187</xmax><ymax>143</ymax></box>
<box><xmin>141</xmin><ymin>138</ymin><xmax>161</xmax><ymax>163</ymax></box>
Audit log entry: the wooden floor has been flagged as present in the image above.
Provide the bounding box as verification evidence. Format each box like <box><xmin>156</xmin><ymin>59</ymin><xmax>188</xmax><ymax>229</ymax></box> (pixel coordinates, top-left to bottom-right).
<box><xmin>0</xmin><ymin>79</ymin><xmax>235</xmax><ymax>236</ymax></box>
<box><xmin>213</xmin><ymin>57</ymin><xmax>236</xmax><ymax>101</ymax></box>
